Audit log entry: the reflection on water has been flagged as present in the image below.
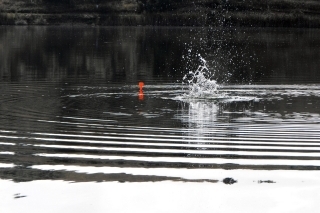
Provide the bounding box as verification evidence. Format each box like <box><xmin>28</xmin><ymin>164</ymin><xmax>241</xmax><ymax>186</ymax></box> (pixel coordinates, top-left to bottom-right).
<box><xmin>1</xmin><ymin>82</ymin><xmax>320</xmax><ymax>183</ymax></box>
<box><xmin>0</xmin><ymin>27</ymin><xmax>320</xmax><ymax>191</ymax></box>
<box><xmin>177</xmin><ymin>101</ymin><xmax>218</xmax><ymax>128</ymax></box>
<box><xmin>0</xmin><ymin>26</ymin><xmax>188</xmax><ymax>83</ymax></box>
<box><xmin>1</xmin><ymin>26</ymin><xmax>320</xmax><ymax>84</ymax></box>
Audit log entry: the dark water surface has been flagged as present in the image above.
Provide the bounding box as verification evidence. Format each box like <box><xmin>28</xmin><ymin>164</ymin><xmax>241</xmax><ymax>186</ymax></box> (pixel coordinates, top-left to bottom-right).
<box><xmin>1</xmin><ymin>26</ymin><xmax>320</xmax><ymax>212</ymax></box>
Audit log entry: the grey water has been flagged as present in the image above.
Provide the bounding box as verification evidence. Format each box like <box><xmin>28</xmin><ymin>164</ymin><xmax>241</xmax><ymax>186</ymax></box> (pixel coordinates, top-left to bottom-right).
<box><xmin>1</xmin><ymin>26</ymin><xmax>320</xmax><ymax>186</ymax></box>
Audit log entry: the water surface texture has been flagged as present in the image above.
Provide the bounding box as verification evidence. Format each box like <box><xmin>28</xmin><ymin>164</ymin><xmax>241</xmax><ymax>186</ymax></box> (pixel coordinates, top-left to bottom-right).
<box><xmin>1</xmin><ymin>27</ymin><xmax>320</xmax><ymax>212</ymax></box>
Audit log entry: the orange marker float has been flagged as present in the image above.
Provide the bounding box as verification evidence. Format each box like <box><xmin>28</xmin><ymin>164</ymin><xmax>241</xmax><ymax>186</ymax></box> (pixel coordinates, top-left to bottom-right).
<box><xmin>138</xmin><ymin>81</ymin><xmax>144</xmax><ymax>101</ymax></box>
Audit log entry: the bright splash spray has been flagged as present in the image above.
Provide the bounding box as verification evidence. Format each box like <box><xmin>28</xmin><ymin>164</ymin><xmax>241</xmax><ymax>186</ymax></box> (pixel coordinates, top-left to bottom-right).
<box><xmin>182</xmin><ymin>55</ymin><xmax>219</xmax><ymax>99</ymax></box>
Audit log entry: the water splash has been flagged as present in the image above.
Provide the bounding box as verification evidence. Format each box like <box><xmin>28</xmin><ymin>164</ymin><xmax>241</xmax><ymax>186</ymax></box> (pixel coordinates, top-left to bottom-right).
<box><xmin>182</xmin><ymin>56</ymin><xmax>220</xmax><ymax>99</ymax></box>
<box><xmin>180</xmin><ymin>55</ymin><xmax>259</xmax><ymax>103</ymax></box>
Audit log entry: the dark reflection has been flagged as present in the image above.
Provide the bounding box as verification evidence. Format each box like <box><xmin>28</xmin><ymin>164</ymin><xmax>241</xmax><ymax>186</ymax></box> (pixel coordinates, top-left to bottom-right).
<box><xmin>0</xmin><ymin>26</ymin><xmax>189</xmax><ymax>83</ymax></box>
<box><xmin>243</xmin><ymin>29</ymin><xmax>320</xmax><ymax>84</ymax></box>
<box><xmin>203</xmin><ymin>28</ymin><xmax>320</xmax><ymax>83</ymax></box>
<box><xmin>1</xmin><ymin>27</ymin><xmax>320</xmax><ymax>84</ymax></box>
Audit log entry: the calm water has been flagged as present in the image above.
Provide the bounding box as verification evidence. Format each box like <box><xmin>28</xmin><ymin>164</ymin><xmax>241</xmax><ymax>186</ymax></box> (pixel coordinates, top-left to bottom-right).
<box><xmin>1</xmin><ymin>26</ymin><xmax>320</xmax><ymax>212</ymax></box>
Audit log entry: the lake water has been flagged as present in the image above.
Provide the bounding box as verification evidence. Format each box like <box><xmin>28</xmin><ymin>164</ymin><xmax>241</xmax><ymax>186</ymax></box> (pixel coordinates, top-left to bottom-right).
<box><xmin>1</xmin><ymin>26</ymin><xmax>320</xmax><ymax>212</ymax></box>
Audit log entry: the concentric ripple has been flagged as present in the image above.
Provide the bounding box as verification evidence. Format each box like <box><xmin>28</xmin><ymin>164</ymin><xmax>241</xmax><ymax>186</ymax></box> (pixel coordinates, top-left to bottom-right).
<box><xmin>0</xmin><ymin>83</ymin><xmax>320</xmax><ymax>182</ymax></box>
